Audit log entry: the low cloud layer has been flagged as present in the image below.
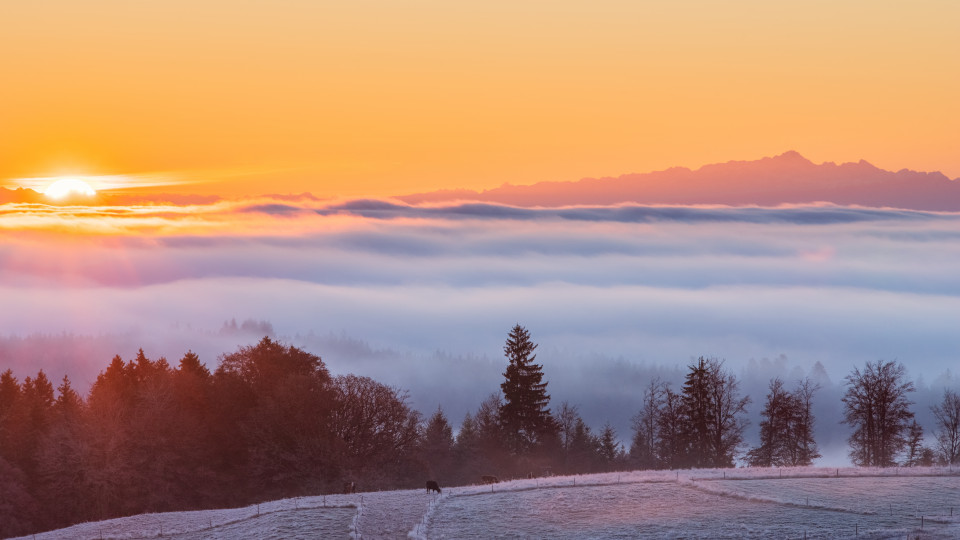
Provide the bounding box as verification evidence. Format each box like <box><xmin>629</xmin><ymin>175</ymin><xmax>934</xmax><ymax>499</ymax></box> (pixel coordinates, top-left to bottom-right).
<box><xmin>2</xmin><ymin>198</ymin><xmax>959</xmax><ymax>464</ymax></box>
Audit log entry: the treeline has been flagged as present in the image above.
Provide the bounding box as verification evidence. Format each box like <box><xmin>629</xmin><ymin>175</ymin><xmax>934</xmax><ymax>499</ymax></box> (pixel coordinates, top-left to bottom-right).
<box><xmin>2</xmin><ymin>328</ymin><xmax>960</xmax><ymax>538</ymax></box>
<box><xmin>0</xmin><ymin>338</ymin><xmax>428</xmax><ymax>537</ymax></box>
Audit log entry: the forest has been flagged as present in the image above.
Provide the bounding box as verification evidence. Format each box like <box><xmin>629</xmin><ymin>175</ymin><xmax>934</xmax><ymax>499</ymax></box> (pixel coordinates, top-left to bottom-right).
<box><xmin>1</xmin><ymin>326</ymin><xmax>959</xmax><ymax>538</ymax></box>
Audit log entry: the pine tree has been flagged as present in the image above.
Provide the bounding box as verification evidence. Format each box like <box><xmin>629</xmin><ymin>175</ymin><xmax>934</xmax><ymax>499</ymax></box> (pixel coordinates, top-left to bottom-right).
<box><xmin>653</xmin><ymin>387</ymin><xmax>686</xmax><ymax>469</ymax></box>
<box><xmin>499</xmin><ymin>324</ymin><xmax>556</xmax><ymax>454</ymax></box>
<box><xmin>421</xmin><ymin>407</ymin><xmax>455</xmax><ymax>480</ymax></box>
<box><xmin>681</xmin><ymin>357</ymin><xmax>749</xmax><ymax>468</ymax></box>
<box><xmin>747</xmin><ymin>377</ymin><xmax>819</xmax><ymax>467</ymax></box>
<box><xmin>453</xmin><ymin>413</ymin><xmax>482</xmax><ymax>483</ymax></box>
<box><xmin>681</xmin><ymin>358</ymin><xmax>712</xmax><ymax>467</ymax></box>
<box><xmin>747</xmin><ymin>378</ymin><xmax>792</xmax><ymax>467</ymax></box>
<box><xmin>903</xmin><ymin>420</ymin><xmax>925</xmax><ymax>466</ymax></box>
<box><xmin>598</xmin><ymin>423</ymin><xmax>621</xmax><ymax>471</ymax></box>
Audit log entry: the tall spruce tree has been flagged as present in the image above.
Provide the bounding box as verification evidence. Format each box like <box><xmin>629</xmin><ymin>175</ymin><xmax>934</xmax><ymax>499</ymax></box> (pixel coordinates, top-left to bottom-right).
<box><xmin>499</xmin><ymin>324</ymin><xmax>555</xmax><ymax>454</ymax></box>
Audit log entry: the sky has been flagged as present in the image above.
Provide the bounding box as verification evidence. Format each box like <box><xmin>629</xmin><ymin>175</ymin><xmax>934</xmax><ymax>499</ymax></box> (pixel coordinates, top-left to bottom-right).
<box><xmin>1</xmin><ymin>1</ymin><xmax>959</xmax><ymax>464</ymax></box>
<box><xmin>1</xmin><ymin>1</ymin><xmax>958</xmax><ymax>197</ymax></box>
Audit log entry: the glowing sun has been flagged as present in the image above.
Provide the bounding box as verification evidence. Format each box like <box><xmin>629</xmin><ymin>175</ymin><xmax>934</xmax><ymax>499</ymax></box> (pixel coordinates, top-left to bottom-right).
<box><xmin>44</xmin><ymin>178</ymin><xmax>97</xmax><ymax>199</ymax></box>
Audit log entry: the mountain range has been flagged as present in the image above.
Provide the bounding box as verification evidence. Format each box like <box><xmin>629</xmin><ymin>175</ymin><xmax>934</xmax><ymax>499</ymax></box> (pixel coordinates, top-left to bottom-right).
<box><xmin>4</xmin><ymin>152</ymin><xmax>958</xmax><ymax>210</ymax></box>
<box><xmin>399</xmin><ymin>151</ymin><xmax>960</xmax><ymax>211</ymax></box>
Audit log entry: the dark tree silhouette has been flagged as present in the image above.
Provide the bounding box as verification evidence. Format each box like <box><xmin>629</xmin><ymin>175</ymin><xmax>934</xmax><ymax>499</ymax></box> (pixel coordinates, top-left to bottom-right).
<box><xmin>842</xmin><ymin>360</ymin><xmax>915</xmax><ymax>467</ymax></box>
<box><xmin>452</xmin><ymin>412</ymin><xmax>481</xmax><ymax>484</ymax></box>
<box><xmin>597</xmin><ymin>422</ymin><xmax>622</xmax><ymax>471</ymax></box>
<box><xmin>554</xmin><ymin>401</ymin><xmax>579</xmax><ymax>473</ymax></box>
<box><xmin>630</xmin><ymin>378</ymin><xmax>666</xmax><ymax>470</ymax></box>
<box><xmin>421</xmin><ymin>406</ymin><xmax>455</xmax><ymax>481</ymax></box>
<box><xmin>499</xmin><ymin>324</ymin><xmax>556</xmax><ymax>454</ymax></box>
<box><xmin>331</xmin><ymin>374</ymin><xmax>421</xmax><ymax>488</ymax></box>
<box><xmin>655</xmin><ymin>386</ymin><xmax>687</xmax><ymax>469</ymax></box>
<box><xmin>903</xmin><ymin>420</ymin><xmax>925</xmax><ymax>467</ymax></box>
<box><xmin>747</xmin><ymin>377</ymin><xmax>820</xmax><ymax>467</ymax></box>
<box><xmin>931</xmin><ymin>389</ymin><xmax>960</xmax><ymax>465</ymax></box>
<box><xmin>215</xmin><ymin>337</ymin><xmax>335</xmax><ymax>497</ymax></box>
<box><xmin>681</xmin><ymin>357</ymin><xmax>749</xmax><ymax>468</ymax></box>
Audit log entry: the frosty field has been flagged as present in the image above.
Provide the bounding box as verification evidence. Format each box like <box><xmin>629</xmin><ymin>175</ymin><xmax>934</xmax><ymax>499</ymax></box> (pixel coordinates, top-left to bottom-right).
<box><xmin>428</xmin><ymin>475</ymin><xmax>958</xmax><ymax>539</ymax></box>
<box><xmin>12</xmin><ymin>468</ymin><xmax>959</xmax><ymax>540</ymax></box>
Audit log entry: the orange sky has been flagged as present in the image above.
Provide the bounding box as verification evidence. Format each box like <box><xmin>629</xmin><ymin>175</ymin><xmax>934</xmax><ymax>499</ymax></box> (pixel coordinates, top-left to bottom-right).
<box><xmin>1</xmin><ymin>0</ymin><xmax>957</xmax><ymax>198</ymax></box>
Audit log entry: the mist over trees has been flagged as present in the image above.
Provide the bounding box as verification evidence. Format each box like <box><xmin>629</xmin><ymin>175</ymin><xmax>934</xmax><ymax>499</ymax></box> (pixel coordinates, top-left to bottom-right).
<box><xmin>0</xmin><ymin>328</ymin><xmax>956</xmax><ymax>538</ymax></box>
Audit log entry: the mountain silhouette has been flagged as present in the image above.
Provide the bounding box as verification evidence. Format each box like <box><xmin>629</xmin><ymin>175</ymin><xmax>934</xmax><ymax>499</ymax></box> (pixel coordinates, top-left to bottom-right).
<box><xmin>399</xmin><ymin>152</ymin><xmax>960</xmax><ymax>210</ymax></box>
<box><xmin>0</xmin><ymin>187</ymin><xmax>46</xmax><ymax>204</ymax></box>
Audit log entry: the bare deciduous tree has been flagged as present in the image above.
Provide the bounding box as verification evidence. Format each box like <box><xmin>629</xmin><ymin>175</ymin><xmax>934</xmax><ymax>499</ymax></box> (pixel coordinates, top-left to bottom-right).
<box><xmin>842</xmin><ymin>360</ymin><xmax>915</xmax><ymax>467</ymax></box>
<box><xmin>630</xmin><ymin>378</ymin><xmax>665</xmax><ymax>470</ymax></box>
<box><xmin>931</xmin><ymin>389</ymin><xmax>960</xmax><ymax>465</ymax></box>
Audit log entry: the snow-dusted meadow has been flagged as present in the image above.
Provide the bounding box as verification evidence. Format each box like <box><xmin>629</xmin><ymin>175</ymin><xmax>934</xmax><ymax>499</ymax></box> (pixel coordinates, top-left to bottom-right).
<box><xmin>12</xmin><ymin>467</ymin><xmax>959</xmax><ymax>540</ymax></box>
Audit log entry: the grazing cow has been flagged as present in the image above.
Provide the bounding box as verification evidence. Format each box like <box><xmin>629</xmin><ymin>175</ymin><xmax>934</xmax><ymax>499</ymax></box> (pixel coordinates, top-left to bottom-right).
<box><xmin>480</xmin><ymin>475</ymin><xmax>499</xmax><ymax>484</ymax></box>
<box><xmin>425</xmin><ymin>480</ymin><xmax>442</xmax><ymax>494</ymax></box>
<box><xmin>343</xmin><ymin>481</ymin><xmax>356</xmax><ymax>494</ymax></box>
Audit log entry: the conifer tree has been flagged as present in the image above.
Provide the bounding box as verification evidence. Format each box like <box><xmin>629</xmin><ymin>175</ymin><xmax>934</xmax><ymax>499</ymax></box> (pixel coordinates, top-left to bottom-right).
<box><xmin>747</xmin><ymin>377</ymin><xmax>819</xmax><ymax>467</ymax></box>
<box><xmin>681</xmin><ymin>357</ymin><xmax>749</xmax><ymax>468</ymax></box>
<box><xmin>499</xmin><ymin>324</ymin><xmax>556</xmax><ymax>454</ymax></box>
<box><xmin>421</xmin><ymin>407</ymin><xmax>455</xmax><ymax>480</ymax></box>
<box><xmin>598</xmin><ymin>423</ymin><xmax>621</xmax><ymax>471</ymax></box>
<box><xmin>903</xmin><ymin>420</ymin><xmax>925</xmax><ymax>466</ymax></box>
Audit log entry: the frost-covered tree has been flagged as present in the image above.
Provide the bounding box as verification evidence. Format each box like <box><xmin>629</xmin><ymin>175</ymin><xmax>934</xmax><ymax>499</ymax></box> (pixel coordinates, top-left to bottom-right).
<box><xmin>931</xmin><ymin>389</ymin><xmax>960</xmax><ymax>465</ymax></box>
<box><xmin>842</xmin><ymin>360</ymin><xmax>915</xmax><ymax>467</ymax></box>
<box><xmin>499</xmin><ymin>325</ymin><xmax>556</xmax><ymax>454</ymax></box>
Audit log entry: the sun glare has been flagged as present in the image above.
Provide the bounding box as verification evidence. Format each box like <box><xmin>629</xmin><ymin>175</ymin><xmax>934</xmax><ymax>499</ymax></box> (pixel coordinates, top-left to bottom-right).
<box><xmin>44</xmin><ymin>178</ymin><xmax>97</xmax><ymax>199</ymax></box>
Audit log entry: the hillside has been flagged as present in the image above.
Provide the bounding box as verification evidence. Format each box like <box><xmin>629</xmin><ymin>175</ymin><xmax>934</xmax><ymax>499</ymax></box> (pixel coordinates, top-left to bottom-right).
<box><xmin>14</xmin><ymin>467</ymin><xmax>960</xmax><ymax>539</ymax></box>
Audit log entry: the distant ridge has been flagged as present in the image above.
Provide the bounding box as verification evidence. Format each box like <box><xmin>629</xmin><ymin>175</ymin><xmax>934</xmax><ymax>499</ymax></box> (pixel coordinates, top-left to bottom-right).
<box><xmin>398</xmin><ymin>152</ymin><xmax>960</xmax><ymax>211</ymax></box>
<box><xmin>0</xmin><ymin>186</ymin><xmax>45</xmax><ymax>204</ymax></box>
